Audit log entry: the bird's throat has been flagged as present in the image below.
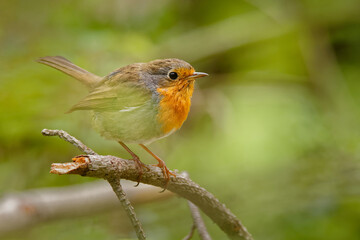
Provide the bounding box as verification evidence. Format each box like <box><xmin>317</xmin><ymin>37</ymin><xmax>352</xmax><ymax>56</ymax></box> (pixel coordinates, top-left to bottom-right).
<box><xmin>156</xmin><ymin>81</ymin><xmax>194</xmax><ymax>134</ymax></box>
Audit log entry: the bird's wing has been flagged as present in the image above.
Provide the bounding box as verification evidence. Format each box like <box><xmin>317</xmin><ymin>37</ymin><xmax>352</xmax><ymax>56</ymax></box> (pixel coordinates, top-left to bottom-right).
<box><xmin>67</xmin><ymin>83</ymin><xmax>151</xmax><ymax>113</ymax></box>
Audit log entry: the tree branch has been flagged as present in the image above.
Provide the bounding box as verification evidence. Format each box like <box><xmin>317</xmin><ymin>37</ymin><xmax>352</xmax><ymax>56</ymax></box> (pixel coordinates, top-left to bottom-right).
<box><xmin>41</xmin><ymin>129</ymin><xmax>97</xmax><ymax>155</ymax></box>
<box><xmin>108</xmin><ymin>178</ymin><xmax>146</xmax><ymax>240</ymax></box>
<box><xmin>43</xmin><ymin>129</ymin><xmax>253</xmax><ymax>240</ymax></box>
<box><xmin>42</xmin><ymin>129</ymin><xmax>147</xmax><ymax>239</ymax></box>
<box><xmin>183</xmin><ymin>171</ymin><xmax>211</xmax><ymax>240</ymax></box>
<box><xmin>187</xmin><ymin>201</ymin><xmax>212</xmax><ymax>240</ymax></box>
<box><xmin>182</xmin><ymin>224</ymin><xmax>196</xmax><ymax>240</ymax></box>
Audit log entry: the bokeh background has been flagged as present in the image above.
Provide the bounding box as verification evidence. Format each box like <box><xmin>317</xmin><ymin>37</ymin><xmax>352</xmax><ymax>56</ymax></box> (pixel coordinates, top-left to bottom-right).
<box><xmin>1</xmin><ymin>0</ymin><xmax>359</xmax><ymax>239</ymax></box>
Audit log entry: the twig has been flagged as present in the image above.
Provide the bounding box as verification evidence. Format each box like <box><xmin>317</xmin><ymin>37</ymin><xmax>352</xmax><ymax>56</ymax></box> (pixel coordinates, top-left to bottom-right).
<box><xmin>182</xmin><ymin>224</ymin><xmax>196</xmax><ymax>240</ymax></box>
<box><xmin>44</xmin><ymin>129</ymin><xmax>253</xmax><ymax>240</ymax></box>
<box><xmin>108</xmin><ymin>178</ymin><xmax>146</xmax><ymax>240</ymax></box>
<box><xmin>41</xmin><ymin>129</ymin><xmax>97</xmax><ymax>155</ymax></box>
<box><xmin>183</xmin><ymin>172</ymin><xmax>212</xmax><ymax>240</ymax></box>
<box><xmin>187</xmin><ymin>201</ymin><xmax>212</xmax><ymax>240</ymax></box>
<box><xmin>42</xmin><ymin>129</ymin><xmax>146</xmax><ymax>239</ymax></box>
<box><xmin>0</xmin><ymin>181</ymin><xmax>172</xmax><ymax>236</ymax></box>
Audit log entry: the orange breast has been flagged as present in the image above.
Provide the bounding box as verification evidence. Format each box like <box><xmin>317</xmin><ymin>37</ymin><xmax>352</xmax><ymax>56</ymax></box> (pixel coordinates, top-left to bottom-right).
<box><xmin>157</xmin><ymin>81</ymin><xmax>194</xmax><ymax>134</ymax></box>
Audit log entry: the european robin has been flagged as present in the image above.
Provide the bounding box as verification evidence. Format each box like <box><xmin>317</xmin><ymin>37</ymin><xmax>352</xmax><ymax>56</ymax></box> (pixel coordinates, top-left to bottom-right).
<box><xmin>37</xmin><ymin>56</ymin><xmax>208</xmax><ymax>188</ymax></box>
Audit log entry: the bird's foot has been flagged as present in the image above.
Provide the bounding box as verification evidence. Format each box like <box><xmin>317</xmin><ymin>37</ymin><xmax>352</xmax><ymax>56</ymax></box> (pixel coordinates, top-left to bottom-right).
<box><xmin>153</xmin><ymin>159</ymin><xmax>176</xmax><ymax>192</ymax></box>
<box><xmin>132</xmin><ymin>156</ymin><xmax>149</xmax><ymax>187</ymax></box>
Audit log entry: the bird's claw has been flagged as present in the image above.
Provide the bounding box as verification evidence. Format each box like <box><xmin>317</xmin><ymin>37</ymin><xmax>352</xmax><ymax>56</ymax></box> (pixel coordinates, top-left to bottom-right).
<box><xmin>132</xmin><ymin>157</ymin><xmax>149</xmax><ymax>187</ymax></box>
<box><xmin>153</xmin><ymin>159</ymin><xmax>176</xmax><ymax>192</ymax></box>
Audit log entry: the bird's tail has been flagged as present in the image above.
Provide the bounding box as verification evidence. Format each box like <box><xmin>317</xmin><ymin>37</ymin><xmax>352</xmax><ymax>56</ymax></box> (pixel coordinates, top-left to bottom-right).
<box><xmin>37</xmin><ymin>56</ymin><xmax>101</xmax><ymax>89</ymax></box>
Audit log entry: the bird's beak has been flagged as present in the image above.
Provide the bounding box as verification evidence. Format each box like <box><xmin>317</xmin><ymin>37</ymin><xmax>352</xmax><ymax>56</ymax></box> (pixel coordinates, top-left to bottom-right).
<box><xmin>188</xmin><ymin>72</ymin><xmax>209</xmax><ymax>79</ymax></box>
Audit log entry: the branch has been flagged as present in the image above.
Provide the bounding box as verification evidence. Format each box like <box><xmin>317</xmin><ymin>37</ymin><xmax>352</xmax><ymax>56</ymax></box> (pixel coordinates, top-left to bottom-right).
<box><xmin>0</xmin><ymin>181</ymin><xmax>173</xmax><ymax>236</ymax></box>
<box><xmin>44</xmin><ymin>129</ymin><xmax>253</xmax><ymax>240</ymax></box>
<box><xmin>108</xmin><ymin>178</ymin><xmax>146</xmax><ymax>240</ymax></box>
<box><xmin>41</xmin><ymin>129</ymin><xmax>97</xmax><ymax>155</ymax></box>
<box><xmin>42</xmin><ymin>129</ymin><xmax>146</xmax><ymax>239</ymax></box>
<box><xmin>187</xmin><ymin>201</ymin><xmax>212</xmax><ymax>240</ymax></box>
<box><xmin>183</xmin><ymin>172</ymin><xmax>211</xmax><ymax>240</ymax></box>
<box><xmin>182</xmin><ymin>224</ymin><xmax>196</xmax><ymax>240</ymax></box>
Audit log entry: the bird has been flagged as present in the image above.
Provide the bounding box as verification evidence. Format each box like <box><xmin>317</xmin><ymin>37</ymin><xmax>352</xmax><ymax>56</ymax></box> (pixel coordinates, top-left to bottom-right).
<box><xmin>37</xmin><ymin>56</ymin><xmax>208</xmax><ymax>189</ymax></box>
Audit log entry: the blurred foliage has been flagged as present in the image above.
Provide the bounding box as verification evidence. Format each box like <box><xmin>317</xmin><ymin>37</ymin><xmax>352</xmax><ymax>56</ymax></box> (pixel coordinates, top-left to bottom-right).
<box><xmin>0</xmin><ymin>0</ymin><xmax>360</xmax><ymax>239</ymax></box>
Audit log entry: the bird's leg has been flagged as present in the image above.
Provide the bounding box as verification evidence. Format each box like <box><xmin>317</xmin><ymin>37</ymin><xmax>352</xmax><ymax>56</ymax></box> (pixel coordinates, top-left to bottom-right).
<box><xmin>118</xmin><ymin>141</ymin><xmax>149</xmax><ymax>186</ymax></box>
<box><xmin>139</xmin><ymin>144</ymin><xmax>176</xmax><ymax>191</ymax></box>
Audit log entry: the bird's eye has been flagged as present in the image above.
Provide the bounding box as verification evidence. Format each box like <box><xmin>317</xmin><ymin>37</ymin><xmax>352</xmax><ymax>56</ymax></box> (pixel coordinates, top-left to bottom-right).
<box><xmin>168</xmin><ymin>72</ymin><xmax>178</xmax><ymax>80</ymax></box>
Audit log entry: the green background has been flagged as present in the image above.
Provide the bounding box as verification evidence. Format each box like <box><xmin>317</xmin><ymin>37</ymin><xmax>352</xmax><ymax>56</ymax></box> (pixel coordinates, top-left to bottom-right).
<box><xmin>0</xmin><ymin>0</ymin><xmax>359</xmax><ymax>239</ymax></box>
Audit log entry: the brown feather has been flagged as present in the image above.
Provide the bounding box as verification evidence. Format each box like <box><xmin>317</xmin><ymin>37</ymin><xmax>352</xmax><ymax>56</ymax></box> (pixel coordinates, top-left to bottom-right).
<box><xmin>36</xmin><ymin>56</ymin><xmax>102</xmax><ymax>89</ymax></box>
